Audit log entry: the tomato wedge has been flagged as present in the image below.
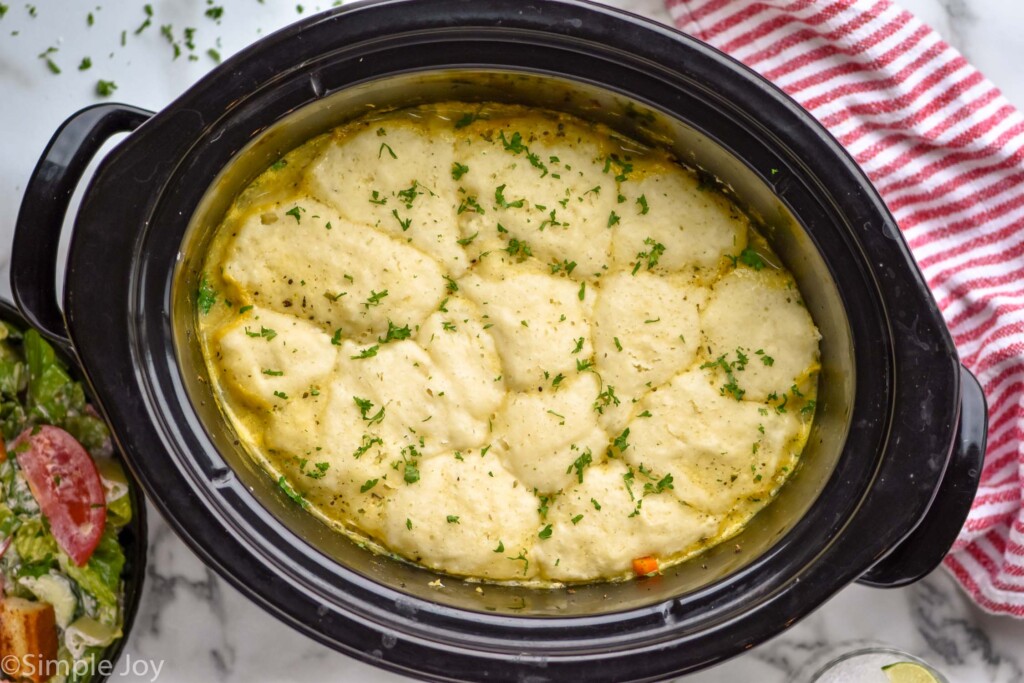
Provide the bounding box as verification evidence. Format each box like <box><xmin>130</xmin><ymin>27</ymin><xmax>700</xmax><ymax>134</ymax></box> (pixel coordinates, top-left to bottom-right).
<box><xmin>14</xmin><ymin>426</ymin><xmax>106</xmax><ymax>566</ymax></box>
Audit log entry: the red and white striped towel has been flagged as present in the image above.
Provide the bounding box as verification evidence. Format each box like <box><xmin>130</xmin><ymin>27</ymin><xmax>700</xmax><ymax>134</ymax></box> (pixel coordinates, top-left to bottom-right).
<box><xmin>664</xmin><ymin>0</ymin><xmax>1024</xmax><ymax>616</ymax></box>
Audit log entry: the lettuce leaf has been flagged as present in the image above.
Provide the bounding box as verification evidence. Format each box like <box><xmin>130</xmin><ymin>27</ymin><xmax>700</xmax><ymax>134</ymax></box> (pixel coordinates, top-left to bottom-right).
<box><xmin>60</xmin><ymin>525</ymin><xmax>125</xmax><ymax>609</ymax></box>
<box><xmin>24</xmin><ymin>329</ymin><xmax>83</xmax><ymax>424</ymax></box>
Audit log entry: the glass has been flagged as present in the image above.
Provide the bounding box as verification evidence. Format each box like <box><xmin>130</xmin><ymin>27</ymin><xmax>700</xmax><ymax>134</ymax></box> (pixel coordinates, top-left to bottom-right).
<box><xmin>810</xmin><ymin>647</ymin><xmax>948</xmax><ymax>683</ymax></box>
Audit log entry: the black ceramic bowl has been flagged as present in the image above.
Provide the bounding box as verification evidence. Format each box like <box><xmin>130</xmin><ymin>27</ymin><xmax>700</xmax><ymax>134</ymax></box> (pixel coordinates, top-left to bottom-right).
<box><xmin>11</xmin><ymin>1</ymin><xmax>986</xmax><ymax>681</ymax></box>
<box><xmin>0</xmin><ymin>300</ymin><xmax>147</xmax><ymax>683</ymax></box>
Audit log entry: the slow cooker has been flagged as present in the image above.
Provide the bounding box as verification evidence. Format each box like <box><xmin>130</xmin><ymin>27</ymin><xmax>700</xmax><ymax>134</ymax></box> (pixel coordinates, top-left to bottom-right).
<box><xmin>11</xmin><ymin>1</ymin><xmax>987</xmax><ymax>680</ymax></box>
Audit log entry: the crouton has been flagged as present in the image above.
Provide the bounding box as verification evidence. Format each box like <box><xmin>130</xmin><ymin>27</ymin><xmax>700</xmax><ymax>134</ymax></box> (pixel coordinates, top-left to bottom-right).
<box><xmin>0</xmin><ymin>597</ymin><xmax>58</xmax><ymax>683</ymax></box>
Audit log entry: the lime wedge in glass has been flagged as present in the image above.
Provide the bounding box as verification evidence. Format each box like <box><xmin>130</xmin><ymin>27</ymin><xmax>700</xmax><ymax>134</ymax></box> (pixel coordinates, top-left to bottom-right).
<box><xmin>882</xmin><ymin>662</ymin><xmax>941</xmax><ymax>683</ymax></box>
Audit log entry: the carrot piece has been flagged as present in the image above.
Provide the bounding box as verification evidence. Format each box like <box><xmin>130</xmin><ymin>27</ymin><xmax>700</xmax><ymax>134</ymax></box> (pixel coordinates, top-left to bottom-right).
<box><xmin>632</xmin><ymin>556</ymin><xmax>659</xmax><ymax>576</ymax></box>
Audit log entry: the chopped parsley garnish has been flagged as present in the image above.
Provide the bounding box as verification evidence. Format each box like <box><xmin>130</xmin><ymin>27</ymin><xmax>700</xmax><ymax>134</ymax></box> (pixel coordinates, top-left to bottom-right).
<box><xmin>499</xmin><ymin>130</ymin><xmax>527</xmax><ymax>154</ymax></box>
<box><xmin>378</xmin><ymin>142</ymin><xmax>397</xmax><ymax>159</ymax></box>
<box><xmin>566</xmin><ymin>449</ymin><xmax>593</xmax><ymax>483</ymax></box>
<box><xmin>397</xmin><ymin>181</ymin><xmax>422</xmax><ymax>208</ymax></box>
<box><xmin>591</xmin><ymin>498</ymin><xmax>602</xmax><ymax>511</ymax></box>
<box><xmin>549</xmin><ymin>259</ymin><xmax>577</xmax><ymax>276</ymax></box>
<box><xmin>245</xmin><ymin>326</ymin><xmax>278</xmax><ymax>341</ymax></box>
<box><xmin>454</xmin><ymin>112</ymin><xmax>477</xmax><ymax>128</ymax></box>
<box><xmin>397</xmin><ymin>444</ymin><xmax>422</xmax><ymax>485</ymax></box>
<box><xmin>457</xmin><ymin>232</ymin><xmax>479</xmax><ymax>246</ymax></box>
<box><xmin>351</xmin><ymin>345</ymin><xmax>379</xmax><ymax>360</ymax></box>
<box><xmin>578</xmin><ymin>281</ymin><xmax>586</xmax><ymax>301</ymax></box>
<box><xmin>285</xmin><ymin>205</ymin><xmax>303</xmax><ymax>223</ymax></box>
<box><xmin>369</xmin><ymin>190</ymin><xmax>387</xmax><ymax>205</ymax></box>
<box><xmin>303</xmin><ymin>462</ymin><xmax>329</xmax><ymax>479</ymax></box>
<box><xmin>204</xmin><ymin>6</ymin><xmax>224</xmax><ymax>20</ymax></box>
<box><xmin>701</xmin><ymin>352</ymin><xmax>746</xmax><ymax>400</ymax></box>
<box><xmin>239</xmin><ymin>305</ymin><xmax>253</xmax><ymax>314</ymax></box>
<box><xmin>271</xmin><ymin>158</ymin><xmax>288</xmax><ymax>171</ymax></box>
<box><xmin>572</xmin><ymin>337</ymin><xmax>585</xmax><ymax>354</ymax></box>
<box><xmin>623</xmin><ymin>469</ymin><xmax>636</xmax><ymax>501</ymax></box>
<box><xmin>756</xmin><ymin>349</ymin><xmax>775</xmax><ymax>366</ymax></box>
<box><xmin>493</xmin><ymin>540</ymin><xmax>505</xmax><ymax>553</ymax></box>
<box><xmin>800</xmin><ymin>399</ymin><xmax>817</xmax><ymax>417</ymax></box>
<box><xmin>602</xmin><ymin>154</ymin><xmax>634</xmax><ymax>182</ymax></box>
<box><xmin>643</xmin><ymin>472</ymin><xmax>674</xmax><ymax>496</ymax></box>
<box><xmin>576</xmin><ymin>358</ymin><xmax>594</xmax><ymax>372</ymax></box>
<box><xmin>391</xmin><ymin>209</ymin><xmax>412</xmax><ymax>231</ymax></box>
<box><xmin>353</xmin><ymin>434</ymin><xmax>383</xmax><ymax>459</ymax></box>
<box><xmin>505</xmin><ymin>237</ymin><xmax>532</xmax><ymax>262</ymax></box>
<box><xmin>262</xmin><ymin>369</ymin><xmax>283</xmax><ymax>376</ymax></box>
<box><xmin>729</xmin><ymin>247</ymin><xmax>766</xmax><ymax>271</ymax></box>
<box><xmin>443</xmin><ymin>275</ymin><xmax>459</xmax><ymax>293</ymax></box>
<box><xmin>378</xmin><ymin>320</ymin><xmax>412</xmax><ymax>344</ymax></box>
<box><xmin>78</xmin><ymin>56</ymin><xmax>92</xmax><ymax>70</ymax></box>
<box><xmin>273</xmin><ymin>390</ymin><xmax>289</xmax><ymax>400</ymax></box>
<box><xmin>508</xmin><ymin>551</ymin><xmax>529</xmax><ymax>575</ymax></box>
<box><xmin>609</xmin><ymin>428</ymin><xmax>630</xmax><ymax>457</ymax></box>
<box><xmin>360</xmin><ymin>478</ymin><xmax>378</xmax><ymax>493</ymax></box>
<box><xmin>607</xmin><ymin>211</ymin><xmax>621</xmax><ymax>228</ymax></box>
<box><xmin>632</xmin><ymin>237</ymin><xmax>667</xmax><ymax>275</ymax></box>
<box><xmin>457</xmin><ymin>196</ymin><xmax>485</xmax><ymax>215</ymax></box>
<box><xmin>494</xmin><ymin>184</ymin><xmax>524</xmax><ymax>209</ymax></box>
<box><xmin>363</xmin><ymin>289</ymin><xmax>389</xmax><ymax>309</ymax></box>
<box><xmin>593</xmin><ymin>385</ymin><xmax>620</xmax><ymax>414</ymax></box>
<box><xmin>330</xmin><ymin>328</ymin><xmax>343</xmax><ymax>345</ymax></box>
<box><xmin>451</xmin><ymin>162</ymin><xmax>469</xmax><ymax>180</ymax></box>
<box><xmin>551</xmin><ymin>373</ymin><xmax>566</xmax><ymax>389</ymax></box>
<box><xmin>406</xmin><ymin>518</ymin><xmax>413</xmax><ymax>530</ymax></box>
<box><xmin>571</xmin><ymin>514</ymin><xmax>584</xmax><ymax>525</ymax></box>
<box><xmin>636</xmin><ymin>194</ymin><xmax>649</xmax><ymax>215</ymax></box>
<box><xmin>353</xmin><ymin>396</ymin><xmax>385</xmax><ymax>425</ymax></box>
<box><xmin>197</xmin><ymin>274</ymin><xmax>217</xmax><ymax>314</ymax></box>
<box><xmin>446</xmin><ymin>515</ymin><xmax>460</xmax><ymax>524</ymax></box>
<box><xmin>277</xmin><ymin>477</ymin><xmax>308</xmax><ymax>508</ymax></box>
<box><xmin>538</xmin><ymin>524</ymin><xmax>553</xmax><ymax>540</ymax></box>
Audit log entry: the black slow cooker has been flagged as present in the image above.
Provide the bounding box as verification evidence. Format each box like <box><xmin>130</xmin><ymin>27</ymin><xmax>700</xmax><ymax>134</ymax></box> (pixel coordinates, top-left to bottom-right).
<box><xmin>11</xmin><ymin>1</ymin><xmax>987</xmax><ymax>681</ymax></box>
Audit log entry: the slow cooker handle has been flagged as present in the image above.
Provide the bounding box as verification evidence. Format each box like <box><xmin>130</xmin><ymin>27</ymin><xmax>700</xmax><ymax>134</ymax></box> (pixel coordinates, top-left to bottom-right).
<box><xmin>11</xmin><ymin>103</ymin><xmax>152</xmax><ymax>355</ymax></box>
<box><xmin>857</xmin><ymin>365</ymin><xmax>987</xmax><ymax>588</ymax></box>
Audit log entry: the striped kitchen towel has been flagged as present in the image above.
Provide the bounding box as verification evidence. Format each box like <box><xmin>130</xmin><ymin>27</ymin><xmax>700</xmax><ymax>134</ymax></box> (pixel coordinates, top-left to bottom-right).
<box><xmin>665</xmin><ymin>0</ymin><xmax>1024</xmax><ymax>615</ymax></box>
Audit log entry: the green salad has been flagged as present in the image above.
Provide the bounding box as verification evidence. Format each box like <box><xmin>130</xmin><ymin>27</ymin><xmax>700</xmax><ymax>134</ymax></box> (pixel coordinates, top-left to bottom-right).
<box><xmin>0</xmin><ymin>322</ymin><xmax>132</xmax><ymax>683</ymax></box>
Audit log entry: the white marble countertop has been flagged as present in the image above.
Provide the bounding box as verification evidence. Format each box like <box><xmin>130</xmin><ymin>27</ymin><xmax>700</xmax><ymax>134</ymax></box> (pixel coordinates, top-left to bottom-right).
<box><xmin>2</xmin><ymin>1</ymin><xmax>1023</xmax><ymax>681</ymax></box>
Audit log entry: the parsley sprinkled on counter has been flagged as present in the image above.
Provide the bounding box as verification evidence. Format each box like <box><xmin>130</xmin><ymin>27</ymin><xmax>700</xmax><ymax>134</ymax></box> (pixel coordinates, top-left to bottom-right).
<box><xmin>95</xmin><ymin>79</ymin><xmax>117</xmax><ymax>97</ymax></box>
